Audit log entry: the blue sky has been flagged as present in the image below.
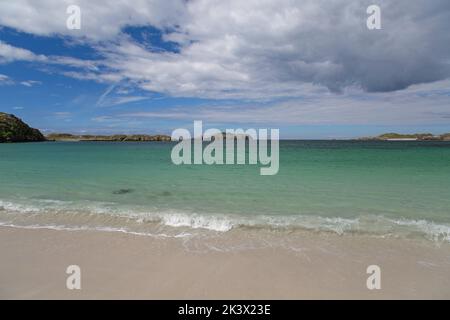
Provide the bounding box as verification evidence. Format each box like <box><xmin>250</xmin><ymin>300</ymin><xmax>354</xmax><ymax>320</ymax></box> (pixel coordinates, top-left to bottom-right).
<box><xmin>1</xmin><ymin>1</ymin><xmax>450</xmax><ymax>139</ymax></box>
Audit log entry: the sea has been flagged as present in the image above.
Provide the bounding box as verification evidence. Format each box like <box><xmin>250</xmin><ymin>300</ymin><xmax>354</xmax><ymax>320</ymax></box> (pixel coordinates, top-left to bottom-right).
<box><xmin>1</xmin><ymin>140</ymin><xmax>450</xmax><ymax>247</ymax></box>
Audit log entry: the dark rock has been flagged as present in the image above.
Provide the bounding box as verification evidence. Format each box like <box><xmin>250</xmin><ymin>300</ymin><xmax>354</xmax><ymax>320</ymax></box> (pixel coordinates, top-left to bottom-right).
<box><xmin>113</xmin><ymin>189</ymin><xmax>134</xmax><ymax>195</ymax></box>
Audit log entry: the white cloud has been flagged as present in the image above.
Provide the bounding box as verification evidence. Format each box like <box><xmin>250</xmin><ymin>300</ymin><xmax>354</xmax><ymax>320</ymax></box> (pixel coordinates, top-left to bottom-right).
<box><xmin>108</xmin><ymin>96</ymin><xmax>149</xmax><ymax>106</ymax></box>
<box><xmin>119</xmin><ymin>80</ymin><xmax>450</xmax><ymax>126</ymax></box>
<box><xmin>20</xmin><ymin>80</ymin><xmax>42</xmax><ymax>87</ymax></box>
<box><xmin>0</xmin><ymin>0</ymin><xmax>186</xmax><ymax>40</ymax></box>
<box><xmin>0</xmin><ymin>41</ymin><xmax>47</xmax><ymax>63</ymax></box>
<box><xmin>0</xmin><ymin>0</ymin><xmax>449</xmax><ymax>100</ymax></box>
<box><xmin>95</xmin><ymin>83</ymin><xmax>149</xmax><ymax>106</ymax></box>
<box><xmin>0</xmin><ymin>74</ymin><xmax>42</xmax><ymax>87</ymax></box>
<box><xmin>0</xmin><ymin>73</ymin><xmax>13</xmax><ymax>85</ymax></box>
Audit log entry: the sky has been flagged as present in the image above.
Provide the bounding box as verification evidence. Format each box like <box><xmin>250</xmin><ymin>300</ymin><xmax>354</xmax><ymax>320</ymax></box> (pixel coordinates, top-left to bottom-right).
<box><xmin>0</xmin><ymin>0</ymin><xmax>449</xmax><ymax>139</ymax></box>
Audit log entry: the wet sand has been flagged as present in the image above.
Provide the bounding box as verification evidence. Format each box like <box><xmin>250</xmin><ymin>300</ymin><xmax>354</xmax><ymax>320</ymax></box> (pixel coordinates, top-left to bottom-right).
<box><xmin>0</xmin><ymin>226</ymin><xmax>449</xmax><ymax>299</ymax></box>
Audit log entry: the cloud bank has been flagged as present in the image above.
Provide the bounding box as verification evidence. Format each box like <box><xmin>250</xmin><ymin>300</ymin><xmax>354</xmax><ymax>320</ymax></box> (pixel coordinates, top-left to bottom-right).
<box><xmin>0</xmin><ymin>0</ymin><xmax>449</xmax><ymax>100</ymax></box>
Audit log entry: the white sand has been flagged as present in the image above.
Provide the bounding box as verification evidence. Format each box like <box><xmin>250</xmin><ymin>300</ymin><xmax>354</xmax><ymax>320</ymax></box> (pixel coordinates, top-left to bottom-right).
<box><xmin>1</xmin><ymin>226</ymin><xmax>449</xmax><ymax>299</ymax></box>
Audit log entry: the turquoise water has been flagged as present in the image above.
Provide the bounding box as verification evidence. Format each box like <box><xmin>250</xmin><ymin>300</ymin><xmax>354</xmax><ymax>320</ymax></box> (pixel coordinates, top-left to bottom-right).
<box><xmin>1</xmin><ymin>140</ymin><xmax>450</xmax><ymax>241</ymax></box>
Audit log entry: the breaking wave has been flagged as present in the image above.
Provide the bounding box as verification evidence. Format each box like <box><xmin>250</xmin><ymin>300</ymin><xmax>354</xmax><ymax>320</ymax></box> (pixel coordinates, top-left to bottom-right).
<box><xmin>0</xmin><ymin>198</ymin><xmax>449</xmax><ymax>243</ymax></box>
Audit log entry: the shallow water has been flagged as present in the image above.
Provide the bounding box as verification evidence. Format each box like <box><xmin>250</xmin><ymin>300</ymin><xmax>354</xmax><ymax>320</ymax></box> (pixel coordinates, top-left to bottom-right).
<box><xmin>1</xmin><ymin>140</ymin><xmax>449</xmax><ymax>242</ymax></box>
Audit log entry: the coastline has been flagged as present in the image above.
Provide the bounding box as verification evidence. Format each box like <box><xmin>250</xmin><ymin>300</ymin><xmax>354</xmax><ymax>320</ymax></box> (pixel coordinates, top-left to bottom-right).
<box><xmin>1</xmin><ymin>139</ymin><xmax>450</xmax><ymax>299</ymax></box>
<box><xmin>1</xmin><ymin>225</ymin><xmax>449</xmax><ymax>299</ymax></box>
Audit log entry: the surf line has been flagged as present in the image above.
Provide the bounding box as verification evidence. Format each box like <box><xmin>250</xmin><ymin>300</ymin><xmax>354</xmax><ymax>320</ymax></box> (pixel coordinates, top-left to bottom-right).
<box><xmin>171</xmin><ymin>120</ymin><xmax>279</xmax><ymax>175</ymax></box>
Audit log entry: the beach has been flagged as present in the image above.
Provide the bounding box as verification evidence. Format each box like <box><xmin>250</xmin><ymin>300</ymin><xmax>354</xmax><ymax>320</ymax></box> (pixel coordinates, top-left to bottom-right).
<box><xmin>1</xmin><ymin>225</ymin><xmax>449</xmax><ymax>299</ymax></box>
<box><xmin>1</xmin><ymin>0</ymin><xmax>450</xmax><ymax>303</ymax></box>
<box><xmin>1</xmin><ymin>140</ymin><xmax>450</xmax><ymax>299</ymax></box>
<box><xmin>1</xmin><ymin>0</ymin><xmax>450</xmax><ymax>302</ymax></box>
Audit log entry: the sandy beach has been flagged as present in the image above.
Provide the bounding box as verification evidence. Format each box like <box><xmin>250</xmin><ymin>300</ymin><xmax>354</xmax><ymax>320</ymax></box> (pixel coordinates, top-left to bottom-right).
<box><xmin>1</xmin><ymin>225</ymin><xmax>449</xmax><ymax>299</ymax></box>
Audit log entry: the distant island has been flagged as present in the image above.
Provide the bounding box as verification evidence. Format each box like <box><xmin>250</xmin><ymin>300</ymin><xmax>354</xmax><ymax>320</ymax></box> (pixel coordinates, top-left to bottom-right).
<box><xmin>359</xmin><ymin>133</ymin><xmax>450</xmax><ymax>141</ymax></box>
<box><xmin>1</xmin><ymin>112</ymin><xmax>450</xmax><ymax>143</ymax></box>
<box><xmin>46</xmin><ymin>133</ymin><xmax>171</xmax><ymax>142</ymax></box>
<box><xmin>0</xmin><ymin>112</ymin><xmax>171</xmax><ymax>143</ymax></box>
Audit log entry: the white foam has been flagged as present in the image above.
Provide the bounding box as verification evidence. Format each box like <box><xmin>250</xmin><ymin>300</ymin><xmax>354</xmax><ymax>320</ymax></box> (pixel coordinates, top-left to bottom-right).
<box><xmin>0</xmin><ymin>200</ymin><xmax>42</xmax><ymax>213</ymax></box>
<box><xmin>161</xmin><ymin>213</ymin><xmax>234</xmax><ymax>232</ymax></box>
<box><xmin>1</xmin><ymin>198</ymin><xmax>450</xmax><ymax>243</ymax></box>
<box><xmin>0</xmin><ymin>221</ymin><xmax>191</xmax><ymax>239</ymax></box>
<box><xmin>392</xmin><ymin>218</ymin><xmax>450</xmax><ymax>242</ymax></box>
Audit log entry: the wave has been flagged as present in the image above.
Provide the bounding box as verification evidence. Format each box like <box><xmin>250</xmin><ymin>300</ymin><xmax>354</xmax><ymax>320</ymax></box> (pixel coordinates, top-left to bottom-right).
<box><xmin>0</xmin><ymin>221</ymin><xmax>192</xmax><ymax>239</ymax></box>
<box><xmin>0</xmin><ymin>198</ymin><xmax>449</xmax><ymax>243</ymax></box>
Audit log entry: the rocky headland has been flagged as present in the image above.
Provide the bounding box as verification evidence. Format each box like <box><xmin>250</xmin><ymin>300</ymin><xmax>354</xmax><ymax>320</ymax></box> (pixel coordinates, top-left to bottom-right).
<box><xmin>0</xmin><ymin>112</ymin><xmax>45</xmax><ymax>143</ymax></box>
